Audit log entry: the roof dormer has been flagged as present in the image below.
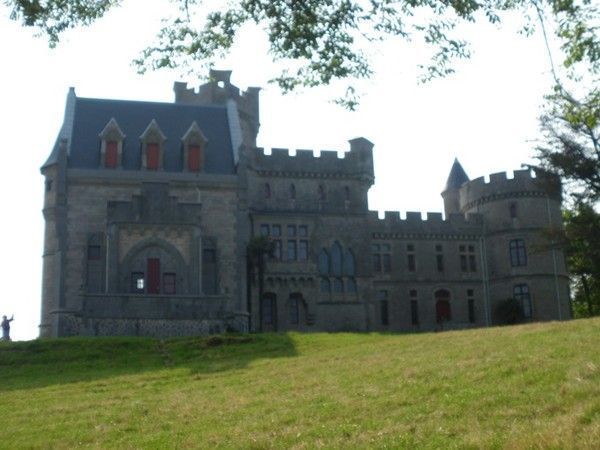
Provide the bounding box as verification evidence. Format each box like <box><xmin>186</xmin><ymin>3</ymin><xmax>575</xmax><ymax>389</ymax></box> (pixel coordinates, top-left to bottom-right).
<box><xmin>182</xmin><ymin>121</ymin><xmax>208</xmax><ymax>172</ymax></box>
<box><xmin>140</xmin><ymin>119</ymin><xmax>166</xmax><ymax>170</ymax></box>
<box><xmin>99</xmin><ymin>118</ymin><xmax>125</xmax><ymax>169</ymax></box>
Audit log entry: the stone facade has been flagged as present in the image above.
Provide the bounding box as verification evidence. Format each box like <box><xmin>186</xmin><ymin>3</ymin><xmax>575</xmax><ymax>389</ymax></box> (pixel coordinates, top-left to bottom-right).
<box><xmin>39</xmin><ymin>70</ymin><xmax>570</xmax><ymax>337</ymax></box>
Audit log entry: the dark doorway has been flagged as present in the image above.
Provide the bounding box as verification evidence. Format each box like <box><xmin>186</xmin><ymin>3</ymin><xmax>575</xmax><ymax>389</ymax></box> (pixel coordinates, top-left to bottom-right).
<box><xmin>435</xmin><ymin>289</ymin><xmax>452</xmax><ymax>323</ymax></box>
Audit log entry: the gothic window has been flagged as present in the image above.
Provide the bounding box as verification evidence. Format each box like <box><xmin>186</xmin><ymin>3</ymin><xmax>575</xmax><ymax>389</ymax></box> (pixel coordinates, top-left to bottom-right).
<box><xmin>333</xmin><ymin>278</ymin><xmax>344</xmax><ymax>293</ymax></box>
<box><xmin>346</xmin><ymin>277</ymin><xmax>357</xmax><ymax>293</ymax></box>
<box><xmin>331</xmin><ymin>242</ymin><xmax>343</xmax><ymax>276</ymax></box>
<box><xmin>344</xmin><ymin>249</ymin><xmax>355</xmax><ymax>276</ymax></box>
<box><xmin>182</xmin><ymin>121</ymin><xmax>208</xmax><ymax>172</ymax></box>
<box><xmin>140</xmin><ymin>119</ymin><xmax>166</xmax><ymax>171</ymax></box>
<box><xmin>318</xmin><ymin>250</ymin><xmax>330</xmax><ymax>275</ymax></box>
<box><xmin>99</xmin><ymin>118</ymin><xmax>125</xmax><ymax>169</ymax></box>
<box><xmin>509</xmin><ymin>239</ymin><xmax>527</xmax><ymax>267</ymax></box>
<box><xmin>320</xmin><ymin>277</ymin><xmax>331</xmax><ymax>293</ymax></box>
<box><xmin>513</xmin><ymin>284</ymin><xmax>532</xmax><ymax>318</ymax></box>
<box><xmin>298</xmin><ymin>240</ymin><xmax>308</xmax><ymax>261</ymax></box>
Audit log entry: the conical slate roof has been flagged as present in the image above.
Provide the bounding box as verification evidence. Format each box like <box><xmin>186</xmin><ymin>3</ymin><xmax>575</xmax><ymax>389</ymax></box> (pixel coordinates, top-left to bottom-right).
<box><xmin>444</xmin><ymin>158</ymin><xmax>469</xmax><ymax>191</ymax></box>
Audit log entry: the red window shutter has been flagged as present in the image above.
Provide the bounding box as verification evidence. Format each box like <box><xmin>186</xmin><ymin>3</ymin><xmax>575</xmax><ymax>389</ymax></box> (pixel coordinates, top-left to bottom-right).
<box><xmin>188</xmin><ymin>145</ymin><xmax>202</xmax><ymax>171</ymax></box>
<box><xmin>105</xmin><ymin>141</ymin><xmax>118</xmax><ymax>168</ymax></box>
<box><xmin>146</xmin><ymin>143</ymin><xmax>160</xmax><ymax>170</ymax></box>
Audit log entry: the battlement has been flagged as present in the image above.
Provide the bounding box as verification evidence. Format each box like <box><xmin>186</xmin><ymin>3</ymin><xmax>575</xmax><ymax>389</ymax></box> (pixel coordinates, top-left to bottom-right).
<box><xmin>367</xmin><ymin>209</ymin><xmax>483</xmax><ymax>236</ymax></box>
<box><xmin>460</xmin><ymin>169</ymin><xmax>561</xmax><ymax>209</ymax></box>
<box><xmin>248</xmin><ymin>137</ymin><xmax>374</xmax><ymax>180</ymax></box>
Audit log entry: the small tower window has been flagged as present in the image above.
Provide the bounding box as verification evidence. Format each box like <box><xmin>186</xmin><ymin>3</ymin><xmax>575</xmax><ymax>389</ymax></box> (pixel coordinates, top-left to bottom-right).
<box><xmin>509</xmin><ymin>203</ymin><xmax>518</xmax><ymax>219</ymax></box>
<box><xmin>264</xmin><ymin>183</ymin><xmax>271</xmax><ymax>199</ymax></box>
<box><xmin>290</xmin><ymin>184</ymin><xmax>296</xmax><ymax>200</ymax></box>
<box><xmin>318</xmin><ymin>185</ymin><xmax>326</xmax><ymax>201</ymax></box>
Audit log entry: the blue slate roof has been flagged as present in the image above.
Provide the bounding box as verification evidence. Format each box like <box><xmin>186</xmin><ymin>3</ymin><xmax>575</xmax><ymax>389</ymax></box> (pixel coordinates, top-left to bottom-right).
<box><xmin>65</xmin><ymin>97</ymin><xmax>235</xmax><ymax>173</ymax></box>
<box><xmin>444</xmin><ymin>158</ymin><xmax>469</xmax><ymax>191</ymax></box>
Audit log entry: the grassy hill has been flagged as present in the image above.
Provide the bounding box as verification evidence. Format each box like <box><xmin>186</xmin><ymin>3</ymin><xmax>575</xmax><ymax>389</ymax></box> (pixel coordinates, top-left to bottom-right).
<box><xmin>1</xmin><ymin>319</ymin><xmax>599</xmax><ymax>449</ymax></box>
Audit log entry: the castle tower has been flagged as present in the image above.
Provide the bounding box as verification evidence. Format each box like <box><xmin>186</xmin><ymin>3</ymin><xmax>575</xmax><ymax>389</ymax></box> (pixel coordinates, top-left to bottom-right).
<box><xmin>459</xmin><ymin>169</ymin><xmax>570</xmax><ymax>323</ymax></box>
<box><xmin>441</xmin><ymin>158</ymin><xmax>469</xmax><ymax>217</ymax></box>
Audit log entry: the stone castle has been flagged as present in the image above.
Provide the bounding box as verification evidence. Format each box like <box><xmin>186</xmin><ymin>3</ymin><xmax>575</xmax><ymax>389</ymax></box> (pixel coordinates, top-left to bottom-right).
<box><xmin>40</xmin><ymin>70</ymin><xmax>570</xmax><ymax>337</ymax></box>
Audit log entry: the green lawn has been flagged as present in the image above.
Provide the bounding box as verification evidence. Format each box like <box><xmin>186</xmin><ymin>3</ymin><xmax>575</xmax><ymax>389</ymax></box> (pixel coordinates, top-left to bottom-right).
<box><xmin>1</xmin><ymin>319</ymin><xmax>599</xmax><ymax>449</ymax></box>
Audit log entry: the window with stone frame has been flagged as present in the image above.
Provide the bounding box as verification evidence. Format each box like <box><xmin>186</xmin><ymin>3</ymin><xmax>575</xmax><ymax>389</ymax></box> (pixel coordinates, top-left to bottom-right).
<box><xmin>99</xmin><ymin>118</ymin><xmax>125</xmax><ymax>169</ymax></box>
<box><xmin>513</xmin><ymin>284</ymin><xmax>532</xmax><ymax>318</ymax></box>
<box><xmin>372</xmin><ymin>243</ymin><xmax>391</xmax><ymax>273</ymax></box>
<box><xmin>459</xmin><ymin>244</ymin><xmax>477</xmax><ymax>272</ymax></box>
<box><xmin>318</xmin><ymin>242</ymin><xmax>356</xmax><ymax>296</ymax></box>
<box><xmin>86</xmin><ymin>233</ymin><xmax>105</xmax><ymax>293</ymax></box>
<box><xmin>509</xmin><ymin>239</ymin><xmax>527</xmax><ymax>267</ymax></box>
<box><xmin>288</xmin><ymin>293</ymin><xmax>300</xmax><ymax>325</ymax></box>
<box><xmin>264</xmin><ymin>183</ymin><xmax>271</xmax><ymax>199</ymax></box>
<box><xmin>202</xmin><ymin>245</ymin><xmax>218</xmax><ymax>295</ymax></box>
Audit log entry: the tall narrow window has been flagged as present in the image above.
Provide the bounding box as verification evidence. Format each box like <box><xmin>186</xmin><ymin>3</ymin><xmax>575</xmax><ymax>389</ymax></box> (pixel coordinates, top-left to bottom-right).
<box><xmin>287</xmin><ymin>240</ymin><xmax>297</xmax><ymax>261</ymax></box>
<box><xmin>459</xmin><ymin>244</ymin><xmax>477</xmax><ymax>272</ymax></box>
<box><xmin>344</xmin><ymin>186</ymin><xmax>350</xmax><ymax>201</ymax></box>
<box><xmin>407</xmin><ymin>244</ymin><xmax>416</xmax><ymax>272</ymax></box>
<box><xmin>202</xmin><ymin>248</ymin><xmax>217</xmax><ymax>295</ymax></box>
<box><xmin>331</xmin><ymin>242</ymin><xmax>343</xmax><ymax>276</ymax></box>
<box><xmin>372</xmin><ymin>244</ymin><xmax>391</xmax><ymax>273</ymax></box>
<box><xmin>290</xmin><ymin>184</ymin><xmax>296</xmax><ymax>199</ymax></box>
<box><xmin>513</xmin><ymin>284</ymin><xmax>532</xmax><ymax>318</ymax></box>
<box><xmin>288</xmin><ymin>294</ymin><xmax>300</xmax><ymax>325</ymax></box>
<box><xmin>510</xmin><ymin>239</ymin><xmax>527</xmax><ymax>267</ymax></box>
<box><xmin>410</xmin><ymin>289</ymin><xmax>419</xmax><ymax>325</ymax></box>
<box><xmin>298</xmin><ymin>240</ymin><xmax>308</xmax><ymax>261</ymax></box>
<box><xmin>467</xmin><ymin>289</ymin><xmax>475</xmax><ymax>323</ymax></box>
<box><xmin>318</xmin><ymin>250</ymin><xmax>330</xmax><ymax>275</ymax></box>
<box><xmin>344</xmin><ymin>249</ymin><xmax>355</xmax><ymax>276</ymax></box>
<box><xmin>320</xmin><ymin>277</ymin><xmax>331</xmax><ymax>293</ymax></box>
<box><xmin>379</xmin><ymin>290</ymin><xmax>389</xmax><ymax>325</ymax></box>
<box><xmin>105</xmin><ymin>141</ymin><xmax>118</xmax><ymax>168</ymax></box>
<box><xmin>264</xmin><ymin>183</ymin><xmax>271</xmax><ymax>199</ymax></box>
<box><xmin>509</xmin><ymin>203</ymin><xmax>517</xmax><ymax>219</ymax></box>
<box><xmin>435</xmin><ymin>244</ymin><xmax>444</xmax><ymax>272</ymax></box>
<box><xmin>182</xmin><ymin>121</ymin><xmax>208</xmax><ymax>172</ymax></box>
<box><xmin>262</xmin><ymin>294</ymin><xmax>274</xmax><ymax>325</ymax></box>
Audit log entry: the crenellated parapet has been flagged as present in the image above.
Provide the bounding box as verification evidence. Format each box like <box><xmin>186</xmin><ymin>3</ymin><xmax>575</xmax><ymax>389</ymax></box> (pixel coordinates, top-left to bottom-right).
<box><xmin>459</xmin><ymin>169</ymin><xmax>561</xmax><ymax>212</ymax></box>
<box><xmin>247</xmin><ymin>137</ymin><xmax>374</xmax><ymax>182</ymax></box>
<box><xmin>174</xmin><ymin>69</ymin><xmax>260</xmax><ymax>147</ymax></box>
<box><xmin>368</xmin><ymin>210</ymin><xmax>483</xmax><ymax>240</ymax></box>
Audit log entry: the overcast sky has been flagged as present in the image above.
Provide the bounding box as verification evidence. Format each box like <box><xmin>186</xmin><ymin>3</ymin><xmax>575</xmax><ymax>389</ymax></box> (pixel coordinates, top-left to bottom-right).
<box><xmin>0</xmin><ymin>1</ymin><xmax>557</xmax><ymax>340</ymax></box>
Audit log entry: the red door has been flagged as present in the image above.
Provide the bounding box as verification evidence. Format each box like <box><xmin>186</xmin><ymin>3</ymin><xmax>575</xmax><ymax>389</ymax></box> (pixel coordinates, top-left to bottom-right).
<box><xmin>147</xmin><ymin>258</ymin><xmax>160</xmax><ymax>294</ymax></box>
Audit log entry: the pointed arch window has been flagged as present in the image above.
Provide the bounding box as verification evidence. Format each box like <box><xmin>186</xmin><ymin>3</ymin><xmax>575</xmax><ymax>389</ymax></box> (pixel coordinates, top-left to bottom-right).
<box><xmin>140</xmin><ymin>119</ymin><xmax>166</xmax><ymax>171</ymax></box>
<box><xmin>318</xmin><ymin>249</ymin><xmax>330</xmax><ymax>275</ymax></box>
<box><xmin>99</xmin><ymin>118</ymin><xmax>125</xmax><ymax>169</ymax></box>
<box><xmin>344</xmin><ymin>249</ymin><xmax>355</xmax><ymax>276</ymax></box>
<box><xmin>182</xmin><ymin>121</ymin><xmax>208</xmax><ymax>172</ymax></box>
<box><xmin>331</xmin><ymin>242</ymin><xmax>343</xmax><ymax>276</ymax></box>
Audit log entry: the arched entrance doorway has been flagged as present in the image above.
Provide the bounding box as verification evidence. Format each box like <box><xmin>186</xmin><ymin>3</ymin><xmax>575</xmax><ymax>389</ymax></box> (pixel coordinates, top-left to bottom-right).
<box><xmin>435</xmin><ymin>289</ymin><xmax>452</xmax><ymax>324</ymax></box>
